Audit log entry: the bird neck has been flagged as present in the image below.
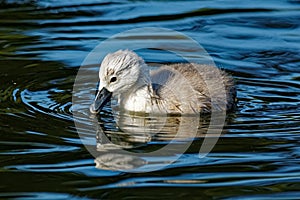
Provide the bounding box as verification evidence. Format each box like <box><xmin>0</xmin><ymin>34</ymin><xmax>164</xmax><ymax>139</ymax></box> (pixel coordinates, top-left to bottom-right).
<box><xmin>119</xmin><ymin>83</ymin><xmax>155</xmax><ymax>113</ymax></box>
<box><xmin>130</xmin><ymin>80</ymin><xmax>155</xmax><ymax>99</ymax></box>
<box><xmin>134</xmin><ymin>63</ymin><xmax>154</xmax><ymax>95</ymax></box>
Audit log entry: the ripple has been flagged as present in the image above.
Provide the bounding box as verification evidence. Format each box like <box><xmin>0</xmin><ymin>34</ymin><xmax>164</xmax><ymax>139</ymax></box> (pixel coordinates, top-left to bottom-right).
<box><xmin>21</xmin><ymin>88</ymin><xmax>72</xmax><ymax>121</ymax></box>
<box><xmin>1</xmin><ymin>0</ymin><xmax>300</xmax><ymax>199</ymax></box>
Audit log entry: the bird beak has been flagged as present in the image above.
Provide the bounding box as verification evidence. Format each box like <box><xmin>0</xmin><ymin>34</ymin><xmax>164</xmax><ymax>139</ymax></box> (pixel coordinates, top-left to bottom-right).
<box><xmin>90</xmin><ymin>87</ymin><xmax>112</xmax><ymax>114</ymax></box>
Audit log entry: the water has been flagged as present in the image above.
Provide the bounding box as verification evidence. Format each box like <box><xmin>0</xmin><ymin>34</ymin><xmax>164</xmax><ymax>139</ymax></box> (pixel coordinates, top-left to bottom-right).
<box><xmin>1</xmin><ymin>0</ymin><xmax>300</xmax><ymax>199</ymax></box>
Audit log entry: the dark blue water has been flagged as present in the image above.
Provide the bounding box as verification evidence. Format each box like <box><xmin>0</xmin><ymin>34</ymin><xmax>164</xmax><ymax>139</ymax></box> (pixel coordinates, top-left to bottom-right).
<box><xmin>1</xmin><ymin>0</ymin><xmax>300</xmax><ymax>199</ymax></box>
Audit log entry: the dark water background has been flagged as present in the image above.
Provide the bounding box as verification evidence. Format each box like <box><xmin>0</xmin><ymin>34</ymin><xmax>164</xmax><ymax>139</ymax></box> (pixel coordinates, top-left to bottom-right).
<box><xmin>1</xmin><ymin>0</ymin><xmax>300</xmax><ymax>199</ymax></box>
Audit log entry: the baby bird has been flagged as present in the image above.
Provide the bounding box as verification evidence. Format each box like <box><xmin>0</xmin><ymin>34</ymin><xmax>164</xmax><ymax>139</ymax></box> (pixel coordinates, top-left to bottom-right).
<box><xmin>90</xmin><ymin>50</ymin><xmax>236</xmax><ymax>114</ymax></box>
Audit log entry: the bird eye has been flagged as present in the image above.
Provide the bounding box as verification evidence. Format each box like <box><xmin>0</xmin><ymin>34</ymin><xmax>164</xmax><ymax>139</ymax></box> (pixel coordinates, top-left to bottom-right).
<box><xmin>110</xmin><ymin>77</ymin><xmax>117</xmax><ymax>83</ymax></box>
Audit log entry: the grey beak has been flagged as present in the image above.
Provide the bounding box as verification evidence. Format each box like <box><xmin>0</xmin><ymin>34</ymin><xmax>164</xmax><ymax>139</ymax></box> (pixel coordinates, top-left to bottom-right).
<box><xmin>90</xmin><ymin>87</ymin><xmax>112</xmax><ymax>114</ymax></box>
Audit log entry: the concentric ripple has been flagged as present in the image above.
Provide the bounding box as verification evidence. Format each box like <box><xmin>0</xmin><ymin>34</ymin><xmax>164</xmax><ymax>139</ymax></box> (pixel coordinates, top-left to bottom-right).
<box><xmin>1</xmin><ymin>0</ymin><xmax>300</xmax><ymax>199</ymax></box>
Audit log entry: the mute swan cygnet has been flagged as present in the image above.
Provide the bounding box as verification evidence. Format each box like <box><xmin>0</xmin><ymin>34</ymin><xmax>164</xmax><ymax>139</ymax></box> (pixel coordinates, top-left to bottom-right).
<box><xmin>90</xmin><ymin>50</ymin><xmax>236</xmax><ymax>114</ymax></box>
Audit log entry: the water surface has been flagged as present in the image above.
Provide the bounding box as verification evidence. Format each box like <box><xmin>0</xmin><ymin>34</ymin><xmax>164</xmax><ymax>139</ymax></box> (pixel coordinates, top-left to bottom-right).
<box><xmin>1</xmin><ymin>0</ymin><xmax>300</xmax><ymax>199</ymax></box>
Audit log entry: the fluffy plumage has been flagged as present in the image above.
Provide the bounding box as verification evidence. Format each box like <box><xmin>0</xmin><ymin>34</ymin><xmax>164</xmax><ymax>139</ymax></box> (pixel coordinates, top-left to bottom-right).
<box><xmin>91</xmin><ymin>50</ymin><xmax>236</xmax><ymax>114</ymax></box>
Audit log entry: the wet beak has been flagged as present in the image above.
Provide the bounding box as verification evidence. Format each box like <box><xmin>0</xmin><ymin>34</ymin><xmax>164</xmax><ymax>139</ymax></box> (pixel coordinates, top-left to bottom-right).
<box><xmin>90</xmin><ymin>87</ymin><xmax>112</xmax><ymax>114</ymax></box>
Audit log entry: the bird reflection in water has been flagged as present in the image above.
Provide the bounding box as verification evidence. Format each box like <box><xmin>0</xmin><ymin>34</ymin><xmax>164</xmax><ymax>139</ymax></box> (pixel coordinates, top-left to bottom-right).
<box><xmin>92</xmin><ymin>110</ymin><xmax>228</xmax><ymax>172</ymax></box>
